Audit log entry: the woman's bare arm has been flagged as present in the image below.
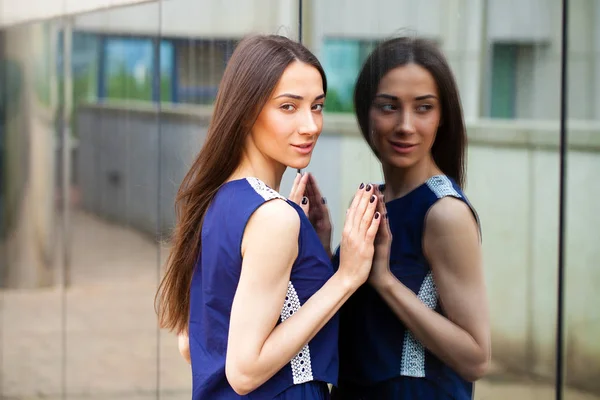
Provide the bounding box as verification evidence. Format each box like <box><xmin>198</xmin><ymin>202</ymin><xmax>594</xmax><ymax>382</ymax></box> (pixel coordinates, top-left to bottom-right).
<box><xmin>178</xmin><ymin>332</ymin><xmax>191</xmax><ymax>364</ymax></box>
<box><xmin>226</xmin><ymin>187</ymin><xmax>380</xmax><ymax>395</ymax></box>
<box><xmin>370</xmin><ymin>197</ymin><xmax>491</xmax><ymax>381</ymax></box>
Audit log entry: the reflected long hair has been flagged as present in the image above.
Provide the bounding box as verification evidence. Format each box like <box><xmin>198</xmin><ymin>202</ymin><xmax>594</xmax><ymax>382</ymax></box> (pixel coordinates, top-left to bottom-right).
<box><xmin>354</xmin><ymin>36</ymin><xmax>467</xmax><ymax>187</ymax></box>
<box><xmin>154</xmin><ymin>34</ymin><xmax>327</xmax><ymax>334</ymax></box>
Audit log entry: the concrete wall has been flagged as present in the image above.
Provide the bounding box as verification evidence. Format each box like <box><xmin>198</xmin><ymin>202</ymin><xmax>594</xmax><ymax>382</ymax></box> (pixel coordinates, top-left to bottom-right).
<box><xmin>487</xmin><ymin>0</ymin><xmax>552</xmax><ymax>42</ymax></box>
<box><xmin>76</xmin><ymin>103</ymin><xmax>207</xmax><ymax>237</ymax></box>
<box><xmin>74</xmin><ymin>102</ymin><xmax>600</xmax><ymax>393</ymax></box>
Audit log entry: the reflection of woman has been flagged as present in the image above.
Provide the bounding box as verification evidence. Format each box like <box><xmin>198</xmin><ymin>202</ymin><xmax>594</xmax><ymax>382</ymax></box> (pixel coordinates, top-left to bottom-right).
<box><xmin>331</xmin><ymin>37</ymin><xmax>491</xmax><ymax>399</ymax></box>
<box><xmin>155</xmin><ymin>34</ymin><xmax>382</xmax><ymax>400</ymax></box>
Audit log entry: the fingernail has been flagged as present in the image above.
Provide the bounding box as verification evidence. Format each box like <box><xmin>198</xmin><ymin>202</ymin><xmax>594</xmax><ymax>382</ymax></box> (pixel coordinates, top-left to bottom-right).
<box><xmin>379</xmin><ymin>184</ymin><xmax>386</xmax><ymax>191</ymax></box>
<box><xmin>370</xmin><ymin>195</ymin><xmax>376</xmax><ymax>203</ymax></box>
<box><xmin>375</xmin><ymin>212</ymin><xmax>380</xmax><ymax>219</ymax></box>
<box><xmin>359</xmin><ymin>183</ymin><xmax>364</xmax><ymax>189</ymax></box>
<box><xmin>366</xmin><ymin>184</ymin><xmax>372</xmax><ymax>191</ymax></box>
<box><xmin>385</xmin><ymin>213</ymin><xmax>388</xmax><ymax>219</ymax></box>
<box><xmin>321</xmin><ymin>197</ymin><xmax>327</xmax><ymax>204</ymax></box>
<box><xmin>302</xmin><ymin>196</ymin><xmax>308</xmax><ymax>205</ymax></box>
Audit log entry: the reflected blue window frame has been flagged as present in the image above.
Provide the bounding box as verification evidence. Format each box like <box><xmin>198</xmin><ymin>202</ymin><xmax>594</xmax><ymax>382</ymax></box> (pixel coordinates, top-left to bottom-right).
<box><xmin>96</xmin><ymin>36</ymin><xmax>236</xmax><ymax>104</ymax></box>
<box><xmin>97</xmin><ymin>35</ymin><xmax>176</xmax><ymax>103</ymax></box>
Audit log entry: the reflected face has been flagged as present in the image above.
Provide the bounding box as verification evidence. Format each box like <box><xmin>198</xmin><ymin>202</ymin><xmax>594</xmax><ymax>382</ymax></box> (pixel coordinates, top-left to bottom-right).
<box><xmin>250</xmin><ymin>61</ymin><xmax>325</xmax><ymax>170</ymax></box>
<box><xmin>369</xmin><ymin>63</ymin><xmax>441</xmax><ymax>170</ymax></box>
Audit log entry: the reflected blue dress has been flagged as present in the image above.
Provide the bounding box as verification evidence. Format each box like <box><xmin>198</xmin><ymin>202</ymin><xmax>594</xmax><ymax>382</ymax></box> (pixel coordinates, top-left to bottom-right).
<box><xmin>188</xmin><ymin>177</ymin><xmax>338</xmax><ymax>399</ymax></box>
<box><xmin>331</xmin><ymin>175</ymin><xmax>480</xmax><ymax>400</ymax></box>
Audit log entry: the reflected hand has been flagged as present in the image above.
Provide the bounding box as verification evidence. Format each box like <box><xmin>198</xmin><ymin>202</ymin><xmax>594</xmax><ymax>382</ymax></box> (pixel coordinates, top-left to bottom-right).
<box><xmin>305</xmin><ymin>173</ymin><xmax>333</xmax><ymax>257</ymax></box>
<box><xmin>369</xmin><ymin>185</ymin><xmax>393</xmax><ymax>287</ymax></box>
<box><xmin>288</xmin><ymin>172</ymin><xmax>310</xmax><ymax>216</ymax></box>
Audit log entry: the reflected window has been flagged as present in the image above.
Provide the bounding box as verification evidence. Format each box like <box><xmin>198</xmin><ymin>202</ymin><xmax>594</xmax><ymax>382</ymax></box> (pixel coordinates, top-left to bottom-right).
<box><xmin>57</xmin><ymin>30</ymin><xmax>100</xmax><ymax>109</ymax></box>
<box><xmin>321</xmin><ymin>38</ymin><xmax>376</xmax><ymax>113</ymax></box>
<box><xmin>160</xmin><ymin>40</ymin><xmax>174</xmax><ymax>102</ymax></box>
<box><xmin>488</xmin><ymin>42</ymin><xmax>542</xmax><ymax>119</ymax></box>
<box><xmin>93</xmin><ymin>36</ymin><xmax>235</xmax><ymax>104</ymax></box>
<box><xmin>104</xmin><ymin>37</ymin><xmax>154</xmax><ymax>101</ymax></box>
<box><xmin>72</xmin><ymin>32</ymin><xmax>99</xmax><ymax>105</ymax></box>
<box><xmin>489</xmin><ymin>43</ymin><xmax>517</xmax><ymax>119</ymax></box>
<box><xmin>174</xmin><ymin>39</ymin><xmax>236</xmax><ymax>105</ymax></box>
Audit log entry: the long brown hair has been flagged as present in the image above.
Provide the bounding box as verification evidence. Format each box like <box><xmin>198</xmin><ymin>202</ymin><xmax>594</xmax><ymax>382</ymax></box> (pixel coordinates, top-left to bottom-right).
<box><xmin>155</xmin><ymin>34</ymin><xmax>327</xmax><ymax>334</ymax></box>
<box><xmin>354</xmin><ymin>37</ymin><xmax>467</xmax><ymax>188</ymax></box>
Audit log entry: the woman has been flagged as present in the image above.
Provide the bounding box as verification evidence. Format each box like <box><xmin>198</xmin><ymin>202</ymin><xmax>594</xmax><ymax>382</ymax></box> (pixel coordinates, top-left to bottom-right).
<box><xmin>331</xmin><ymin>37</ymin><xmax>491</xmax><ymax>399</ymax></box>
<box><xmin>155</xmin><ymin>34</ymin><xmax>382</xmax><ymax>400</ymax></box>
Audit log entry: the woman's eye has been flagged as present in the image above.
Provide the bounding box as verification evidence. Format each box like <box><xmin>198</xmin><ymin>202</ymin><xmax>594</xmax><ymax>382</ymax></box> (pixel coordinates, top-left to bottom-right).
<box><xmin>281</xmin><ymin>104</ymin><xmax>296</xmax><ymax>112</ymax></box>
<box><xmin>417</xmin><ymin>104</ymin><xmax>433</xmax><ymax>112</ymax></box>
<box><xmin>379</xmin><ymin>104</ymin><xmax>396</xmax><ymax>112</ymax></box>
<box><xmin>313</xmin><ymin>103</ymin><xmax>324</xmax><ymax>112</ymax></box>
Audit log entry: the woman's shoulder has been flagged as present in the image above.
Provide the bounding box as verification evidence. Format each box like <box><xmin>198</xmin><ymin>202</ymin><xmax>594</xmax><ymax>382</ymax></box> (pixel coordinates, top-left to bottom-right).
<box><xmin>241</xmin><ymin>198</ymin><xmax>301</xmax><ymax>261</ymax></box>
<box><xmin>242</xmin><ymin>181</ymin><xmax>300</xmax><ymax>243</ymax></box>
<box><xmin>424</xmin><ymin>195</ymin><xmax>482</xmax><ymax>247</ymax></box>
<box><xmin>250</xmin><ymin>198</ymin><xmax>299</xmax><ymax>228</ymax></box>
<box><xmin>423</xmin><ymin>175</ymin><xmax>481</xmax><ymax>234</ymax></box>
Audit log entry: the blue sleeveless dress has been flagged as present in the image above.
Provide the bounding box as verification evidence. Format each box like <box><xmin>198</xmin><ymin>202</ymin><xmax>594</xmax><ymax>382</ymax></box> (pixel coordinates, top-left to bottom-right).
<box><xmin>188</xmin><ymin>177</ymin><xmax>338</xmax><ymax>399</ymax></box>
<box><xmin>331</xmin><ymin>175</ymin><xmax>480</xmax><ymax>400</ymax></box>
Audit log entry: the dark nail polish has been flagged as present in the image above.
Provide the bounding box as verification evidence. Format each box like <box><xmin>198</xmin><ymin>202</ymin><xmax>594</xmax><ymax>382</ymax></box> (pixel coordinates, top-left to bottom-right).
<box><xmin>379</xmin><ymin>184</ymin><xmax>386</xmax><ymax>191</ymax></box>
<box><xmin>302</xmin><ymin>196</ymin><xmax>308</xmax><ymax>205</ymax></box>
<box><xmin>370</xmin><ymin>195</ymin><xmax>376</xmax><ymax>203</ymax></box>
<box><xmin>321</xmin><ymin>197</ymin><xmax>327</xmax><ymax>205</ymax></box>
<box><xmin>385</xmin><ymin>213</ymin><xmax>388</xmax><ymax>219</ymax></box>
<box><xmin>359</xmin><ymin>183</ymin><xmax>364</xmax><ymax>189</ymax></box>
<box><xmin>366</xmin><ymin>184</ymin><xmax>372</xmax><ymax>191</ymax></box>
<box><xmin>375</xmin><ymin>212</ymin><xmax>380</xmax><ymax>219</ymax></box>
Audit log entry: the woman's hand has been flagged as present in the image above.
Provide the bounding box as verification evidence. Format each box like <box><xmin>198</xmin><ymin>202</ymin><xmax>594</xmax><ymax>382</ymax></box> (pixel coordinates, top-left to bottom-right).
<box><xmin>288</xmin><ymin>172</ymin><xmax>310</xmax><ymax>215</ymax></box>
<box><xmin>288</xmin><ymin>172</ymin><xmax>333</xmax><ymax>256</ymax></box>
<box><xmin>337</xmin><ymin>183</ymin><xmax>382</xmax><ymax>289</ymax></box>
<box><xmin>304</xmin><ymin>174</ymin><xmax>332</xmax><ymax>256</ymax></box>
<box><xmin>369</xmin><ymin>185</ymin><xmax>394</xmax><ymax>288</ymax></box>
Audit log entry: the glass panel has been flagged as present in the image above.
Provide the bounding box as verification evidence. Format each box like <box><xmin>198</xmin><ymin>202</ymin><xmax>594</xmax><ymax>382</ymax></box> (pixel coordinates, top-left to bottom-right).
<box><xmin>306</xmin><ymin>0</ymin><xmax>564</xmax><ymax>399</ymax></box>
<box><xmin>474</xmin><ymin>0</ymin><xmax>563</xmax><ymax>397</ymax></box>
<box><xmin>564</xmin><ymin>1</ymin><xmax>600</xmax><ymax>399</ymax></box>
<box><xmin>65</xmin><ymin>3</ymin><xmax>163</xmax><ymax>398</ymax></box>
<box><xmin>157</xmin><ymin>0</ymin><xmax>299</xmax><ymax>398</ymax></box>
<box><xmin>1</xmin><ymin>18</ymin><xmax>65</xmax><ymax>397</ymax></box>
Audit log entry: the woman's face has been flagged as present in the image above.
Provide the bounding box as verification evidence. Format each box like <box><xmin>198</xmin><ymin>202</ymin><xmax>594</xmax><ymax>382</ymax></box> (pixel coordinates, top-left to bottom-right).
<box><xmin>250</xmin><ymin>61</ymin><xmax>325</xmax><ymax>171</ymax></box>
<box><xmin>369</xmin><ymin>63</ymin><xmax>441</xmax><ymax>170</ymax></box>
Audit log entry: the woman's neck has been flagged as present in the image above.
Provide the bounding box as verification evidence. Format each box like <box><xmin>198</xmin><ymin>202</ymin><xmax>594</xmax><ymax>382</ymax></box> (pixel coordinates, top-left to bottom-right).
<box><xmin>382</xmin><ymin>155</ymin><xmax>441</xmax><ymax>201</ymax></box>
<box><xmin>229</xmin><ymin>150</ymin><xmax>286</xmax><ymax>192</ymax></box>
